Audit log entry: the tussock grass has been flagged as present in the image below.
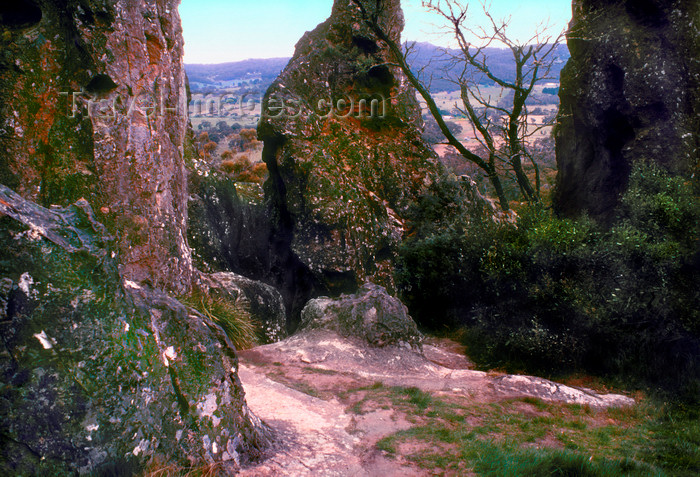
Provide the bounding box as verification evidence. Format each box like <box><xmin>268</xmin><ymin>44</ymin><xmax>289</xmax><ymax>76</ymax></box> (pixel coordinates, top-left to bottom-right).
<box><xmin>142</xmin><ymin>460</ymin><xmax>232</xmax><ymax>477</ymax></box>
<box><xmin>181</xmin><ymin>288</ymin><xmax>258</xmax><ymax>350</ymax></box>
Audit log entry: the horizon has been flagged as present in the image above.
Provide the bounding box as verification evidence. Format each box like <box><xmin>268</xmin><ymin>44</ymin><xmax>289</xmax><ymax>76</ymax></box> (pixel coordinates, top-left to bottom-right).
<box><xmin>180</xmin><ymin>0</ymin><xmax>572</xmax><ymax>64</ymax></box>
<box><xmin>182</xmin><ymin>41</ymin><xmax>570</xmax><ymax>66</ymax></box>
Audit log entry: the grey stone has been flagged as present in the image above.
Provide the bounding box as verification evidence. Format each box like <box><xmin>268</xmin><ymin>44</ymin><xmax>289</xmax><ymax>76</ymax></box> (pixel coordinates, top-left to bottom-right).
<box><xmin>203</xmin><ymin>272</ymin><xmax>288</xmax><ymax>344</ymax></box>
<box><xmin>300</xmin><ymin>282</ymin><xmax>422</xmax><ymax>349</ymax></box>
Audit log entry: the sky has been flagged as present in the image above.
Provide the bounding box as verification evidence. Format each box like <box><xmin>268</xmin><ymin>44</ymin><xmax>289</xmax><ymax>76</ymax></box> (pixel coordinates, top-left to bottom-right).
<box><xmin>179</xmin><ymin>0</ymin><xmax>572</xmax><ymax>64</ymax></box>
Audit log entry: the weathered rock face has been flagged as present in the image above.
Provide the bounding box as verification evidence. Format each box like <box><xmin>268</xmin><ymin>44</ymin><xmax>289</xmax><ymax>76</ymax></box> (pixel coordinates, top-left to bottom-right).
<box><xmin>300</xmin><ymin>282</ymin><xmax>422</xmax><ymax>349</ymax></box>
<box><xmin>0</xmin><ymin>0</ymin><xmax>192</xmax><ymax>293</ymax></box>
<box><xmin>0</xmin><ymin>186</ymin><xmax>270</xmax><ymax>474</ymax></box>
<box><xmin>0</xmin><ymin>1</ymin><xmax>273</xmax><ymax>473</ymax></box>
<box><xmin>554</xmin><ymin>0</ymin><xmax>700</xmax><ymax>220</ymax></box>
<box><xmin>259</xmin><ymin>0</ymin><xmax>441</xmax><ymax>298</ymax></box>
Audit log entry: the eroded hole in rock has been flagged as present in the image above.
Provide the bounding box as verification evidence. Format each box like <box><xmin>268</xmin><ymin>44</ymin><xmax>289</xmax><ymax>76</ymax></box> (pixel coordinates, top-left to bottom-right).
<box><xmin>0</xmin><ymin>0</ymin><xmax>42</xmax><ymax>29</ymax></box>
<box><xmin>85</xmin><ymin>74</ymin><xmax>118</xmax><ymax>94</ymax></box>
<box><xmin>360</xmin><ymin>64</ymin><xmax>395</xmax><ymax>97</ymax></box>
<box><xmin>603</xmin><ymin>109</ymin><xmax>635</xmax><ymax>155</ymax></box>
<box><xmin>607</xmin><ymin>63</ymin><xmax>625</xmax><ymax>92</ymax></box>
<box><xmin>368</xmin><ymin>65</ymin><xmax>394</xmax><ymax>88</ymax></box>
<box><xmin>352</xmin><ymin>35</ymin><xmax>379</xmax><ymax>54</ymax></box>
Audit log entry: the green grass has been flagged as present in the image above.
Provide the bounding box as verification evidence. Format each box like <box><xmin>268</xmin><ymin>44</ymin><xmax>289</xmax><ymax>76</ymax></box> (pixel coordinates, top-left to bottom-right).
<box><xmin>472</xmin><ymin>446</ymin><xmax>653</xmax><ymax>476</ymax></box>
<box><xmin>303</xmin><ymin>366</ymin><xmax>339</xmax><ymax>376</ymax></box>
<box><xmin>392</xmin><ymin>386</ymin><xmax>433</xmax><ymax>411</ymax></box>
<box><xmin>180</xmin><ymin>288</ymin><xmax>258</xmax><ymax>349</ymax></box>
<box><xmin>373</xmin><ymin>387</ymin><xmax>700</xmax><ymax>476</ymax></box>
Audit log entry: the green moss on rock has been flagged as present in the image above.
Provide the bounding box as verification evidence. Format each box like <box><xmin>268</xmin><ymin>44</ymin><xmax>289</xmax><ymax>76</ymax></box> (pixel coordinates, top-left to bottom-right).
<box><xmin>0</xmin><ymin>186</ymin><xmax>270</xmax><ymax>474</ymax></box>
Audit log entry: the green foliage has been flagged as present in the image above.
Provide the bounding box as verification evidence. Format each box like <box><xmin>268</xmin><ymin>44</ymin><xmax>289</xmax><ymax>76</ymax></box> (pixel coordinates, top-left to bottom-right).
<box><xmin>393</xmin><ymin>386</ymin><xmax>433</xmax><ymax>411</ymax></box>
<box><xmin>471</xmin><ymin>446</ymin><xmax>652</xmax><ymax>476</ymax></box>
<box><xmin>397</xmin><ymin>163</ymin><xmax>700</xmax><ymax>396</ymax></box>
<box><xmin>181</xmin><ymin>288</ymin><xmax>258</xmax><ymax>350</ymax></box>
<box><xmin>645</xmin><ymin>404</ymin><xmax>700</xmax><ymax>473</ymax></box>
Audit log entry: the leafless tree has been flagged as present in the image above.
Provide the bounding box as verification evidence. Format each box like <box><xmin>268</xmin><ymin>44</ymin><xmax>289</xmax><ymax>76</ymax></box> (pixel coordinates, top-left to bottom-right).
<box><xmin>352</xmin><ymin>0</ymin><xmax>565</xmax><ymax>211</ymax></box>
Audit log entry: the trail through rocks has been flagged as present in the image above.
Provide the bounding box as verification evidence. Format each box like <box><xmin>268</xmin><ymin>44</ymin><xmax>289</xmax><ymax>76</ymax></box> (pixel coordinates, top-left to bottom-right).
<box><xmin>236</xmin><ymin>330</ymin><xmax>634</xmax><ymax>475</ymax></box>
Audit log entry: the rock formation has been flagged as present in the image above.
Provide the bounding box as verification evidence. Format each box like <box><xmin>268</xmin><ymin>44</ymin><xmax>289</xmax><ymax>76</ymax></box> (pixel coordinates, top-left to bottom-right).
<box><xmin>0</xmin><ymin>0</ymin><xmax>191</xmax><ymax>293</ymax></box>
<box><xmin>300</xmin><ymin>282</ymin><xmax>422</xmax><ymax>349</ymax></box>
<box><xmin>554</xmin><ymin>0</ymin><xmax>700</xmax><ymax>220</ymax></box>
<box><xmin>204</xmin><ymin>272</ymin><xmax>288</xmax><ymax>344</ymax></box>
<box><xmin>0</xmin><ymin>1</ymin><xmax>272</xmax><ymax>473</ymax></box>
<box><xmin>0</xmin><ymin>186</ymin><xmax>270</xmax><ymax>474</ymax></box>
<box><xmin>258</xmin><ymin>0</ymin><xmax>442</xmax><ymax>300</ymax></box>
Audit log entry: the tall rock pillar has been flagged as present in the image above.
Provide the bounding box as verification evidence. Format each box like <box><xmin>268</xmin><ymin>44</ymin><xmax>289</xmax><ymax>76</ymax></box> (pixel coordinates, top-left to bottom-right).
<box><xmin>0</xmin><ymin>0</ymin><xmax>192</xmax><ymax>293</ymax></box>
<box><xmin>554</xmin><ymin>0</ymin><xmax>700</xmax><ymax>220</ymax></box>
<box><xmin>258</xmin><ymin>0</ymin><xmax>441</xmax><ymax>304</ymax></box>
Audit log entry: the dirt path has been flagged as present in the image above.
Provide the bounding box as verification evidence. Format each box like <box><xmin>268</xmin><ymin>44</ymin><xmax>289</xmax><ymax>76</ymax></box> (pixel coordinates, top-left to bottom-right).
<box><xmin>236</xmin><ymin>364</ymin><xmax>421</xmax><ymax>476</ymax></box>
<box><xmin>236</xmin><ymin>330</ymin><xmax>634</xmax><ymax>475</ymax></box>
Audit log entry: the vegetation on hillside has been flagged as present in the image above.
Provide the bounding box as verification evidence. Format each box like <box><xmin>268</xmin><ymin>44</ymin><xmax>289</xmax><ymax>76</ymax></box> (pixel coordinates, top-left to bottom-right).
<box><xmin>353</xmin><ymin>0</ymin><xmax>566</xmax><ymax>210</ymax></box>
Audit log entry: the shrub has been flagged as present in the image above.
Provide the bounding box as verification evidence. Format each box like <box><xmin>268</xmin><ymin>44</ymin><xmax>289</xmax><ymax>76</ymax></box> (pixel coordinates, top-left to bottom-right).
<box><xmin>397</xmin><ymin>163</ymin><xmax>700</xmax><ymax>396</ymax></box>
<box><xmin>220</xmin><ymin>155</ymin><xmax>250</xmax><ymax>175</ymax></box>
<box><xmin>219</xmin><ymin>156</ymin><xmax>267</xmax><ymax>183</ymax></box>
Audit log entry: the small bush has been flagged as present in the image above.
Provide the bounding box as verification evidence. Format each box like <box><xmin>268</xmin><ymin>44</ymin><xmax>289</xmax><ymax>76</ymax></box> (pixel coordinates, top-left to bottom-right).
<box><xmin>219</xmin><ymin>156</ymin><xmax>267</xmax><ymax>183</ymax></box>
<box><xmin>397</xmin><ymin>162</ymin><xmax>700</xmax><ymax>396</ymax></box>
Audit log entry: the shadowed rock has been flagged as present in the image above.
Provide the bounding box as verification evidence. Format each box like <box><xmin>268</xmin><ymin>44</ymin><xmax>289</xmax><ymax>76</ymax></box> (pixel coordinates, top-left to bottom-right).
<box><xmin>203</xmin><ymin>272</ymin><xmax>288</xmax><ymax>344</ymax></box>
<box><xmin>554</xmin><ymin>0</ymin><xmax>700</xmax><ymax>221</ymax></box>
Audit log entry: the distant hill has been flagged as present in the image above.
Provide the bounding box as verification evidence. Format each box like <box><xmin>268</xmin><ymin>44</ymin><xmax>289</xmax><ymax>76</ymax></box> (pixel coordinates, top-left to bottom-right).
<box><xmin>184</xmin><ymin>42</ymin><xmax>570</xmax><ymax>93</ymax></box>
<box><xmin>405</xmin><ymin>42</ymin><xmax>570</xmax><ymax>93</ymax></box>
<box><xmin>185</xmin><ymin>57</ymin><xmax>290</xmax><ymax>86</ymax></box>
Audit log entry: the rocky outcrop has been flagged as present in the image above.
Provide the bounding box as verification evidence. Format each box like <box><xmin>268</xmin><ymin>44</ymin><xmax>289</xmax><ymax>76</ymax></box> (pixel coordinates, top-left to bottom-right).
<box><xmin>554</xmin><ymin>0</ymin><xmax>700</xmax><ymax>220</ymax></box>
<box><xmin>258</xmin><ymin>0</ymin><xmax>442</xmax><ymax>298</ymax></box>
<box><xmin>238</xmin><ymin>332</ymin><xmax>635</xmax><ymax>410</ymax></box>
<box><xmin>300</xmin><ymin>282</ymin><xmax>422</xmax><ymax>349</ymax></box>
<box><xmin>0</xmin><ymin>0</ymin><xmax>192</xmax><ymax>293</ymax></box>
<box><xmin>0</xmin><ymin>1</ymin><xmax>275</xmax><ymax>473</ymax></box>
<box><xmin>0</xmin><ymin>185</ymin><xmax>270</xmax><ymax>474</ymax></box>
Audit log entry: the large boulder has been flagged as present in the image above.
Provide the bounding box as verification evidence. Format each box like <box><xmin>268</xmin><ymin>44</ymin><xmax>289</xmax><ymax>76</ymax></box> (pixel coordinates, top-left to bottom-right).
<box><xmin>0</xmin><ymin>0</ymin><xmax>192</xmax><ymax>293</ymax></box>
<box><xmin>300</xmin><ymin>282</ymin><xmax>422</xmax><ymax>349</ymax></box>
<box><xmin>0</xmin><ymin>186</ymin><xmax>270</xmax><ymax>474</ymax></box>
<box><xmin>554</xmin><ymin>0</ymin><xmax>700</xmax><ymax>221</ymax></box>
<box><xmin>258</xmin><ymin>0</ymin><xmax>442</xmax><ymax>297</ymax></box>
